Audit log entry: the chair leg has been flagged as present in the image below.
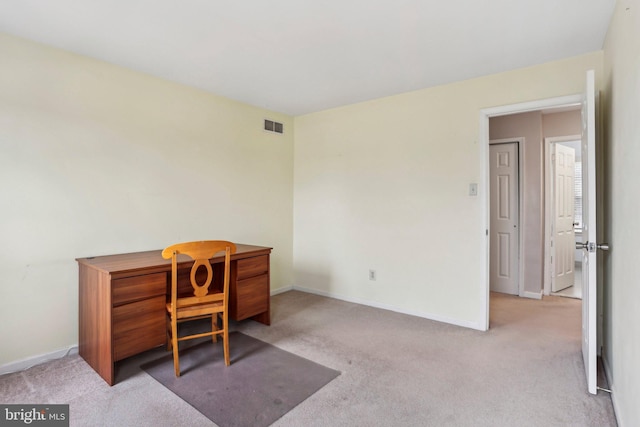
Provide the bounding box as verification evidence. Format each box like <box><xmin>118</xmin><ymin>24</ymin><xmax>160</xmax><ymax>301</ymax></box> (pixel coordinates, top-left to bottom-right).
<box><xmin>223</xmin><ymin>312</ymin><xmax>230</xmax><ymax>366</ymax></box>
<box><xmin>171</xmin><ymin>318</ymin><xmax>180</xmax><ymax>377</ymax></box>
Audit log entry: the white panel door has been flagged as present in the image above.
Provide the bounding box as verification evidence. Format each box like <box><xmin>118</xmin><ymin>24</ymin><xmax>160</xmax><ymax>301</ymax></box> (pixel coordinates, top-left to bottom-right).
<box><xmin>580</xmin><ymin>70</ymin><xmax>597</xmax><ymax>395</ymax></box>
<box><xmin>552</xmin><ymin>144</ymin><xmax>576</xmax><ymax>292</ymax></box>
<box><xmin>489</xmin><ymin>142</ymin><xmax>519</xmax><ymax>295</ymax></box>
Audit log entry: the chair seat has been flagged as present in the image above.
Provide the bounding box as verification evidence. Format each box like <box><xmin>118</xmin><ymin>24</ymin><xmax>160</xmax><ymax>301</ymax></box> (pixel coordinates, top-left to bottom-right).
<box><xmin>166</xmin><ymin>301</ymin><xmax>224</xmax><ymax>319</ymax></box>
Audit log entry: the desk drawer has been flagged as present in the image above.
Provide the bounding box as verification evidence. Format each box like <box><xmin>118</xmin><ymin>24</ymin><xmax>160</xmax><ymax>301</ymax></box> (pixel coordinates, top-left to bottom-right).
<box><xmin>113</xmin><ymin>296</ymin><xmax>166</xmax><ymax>361</ymax></box>
<box><xmin>234</xmin><ymin>274</ymin><xmax>269</xmax><ymax>320</ymax></box>
<box><xmin>236</xmin><ymin>255</ymin><xmax>269</xmax><ymax>280</ymax></box>
<box><xmin>112</xmin><ymin>273</ymin><xmax>166</xmax><ymax>306</ymax></box>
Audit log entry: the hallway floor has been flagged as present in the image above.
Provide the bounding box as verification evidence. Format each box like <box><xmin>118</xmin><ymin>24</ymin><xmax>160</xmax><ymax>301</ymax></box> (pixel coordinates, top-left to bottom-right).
<box><xmin>552</xmin><ymin>262</ymin><xmax>583</xmax><ymax>299</ymax></box>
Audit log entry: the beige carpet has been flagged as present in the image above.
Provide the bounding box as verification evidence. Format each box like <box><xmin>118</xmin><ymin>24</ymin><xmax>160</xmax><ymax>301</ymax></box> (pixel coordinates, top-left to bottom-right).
<box><xmin>0</xmin><ymin>290</ymin><xmax>617</xmax><ymax>426</ymax></box>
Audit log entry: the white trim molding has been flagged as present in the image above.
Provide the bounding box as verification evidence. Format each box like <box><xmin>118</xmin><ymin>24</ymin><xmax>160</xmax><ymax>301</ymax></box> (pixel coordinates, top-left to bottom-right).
<box><xmin>292</xmin><ymin>286</ymin><xmax>485</xmax><ymax>331</ymax></box>
<box><xmin>0</xmin><ymin>346</ymin><xmax>78</xmax><ymax>376</ymax></box>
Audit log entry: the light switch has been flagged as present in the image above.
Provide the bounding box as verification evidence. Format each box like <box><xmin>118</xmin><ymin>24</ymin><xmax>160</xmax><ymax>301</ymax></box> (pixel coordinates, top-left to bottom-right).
<box><xmin>469</xmin><ymin>183</ymin><xmax>478</xmax><ymax>196</ymax></box>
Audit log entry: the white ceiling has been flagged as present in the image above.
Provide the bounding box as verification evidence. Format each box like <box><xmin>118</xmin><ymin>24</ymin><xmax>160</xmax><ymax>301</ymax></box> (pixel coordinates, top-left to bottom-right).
<box><xmin>0</xmin><ymin>0</ymin><xmax>616</xmax><ymax>116</ymax></box>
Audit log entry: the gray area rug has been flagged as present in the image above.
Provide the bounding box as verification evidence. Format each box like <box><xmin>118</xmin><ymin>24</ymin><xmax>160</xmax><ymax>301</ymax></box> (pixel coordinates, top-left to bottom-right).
<box><xmin>141</xmin><ymin>332</ymin><xmax>340</xmax><ymax>427</ymax></box>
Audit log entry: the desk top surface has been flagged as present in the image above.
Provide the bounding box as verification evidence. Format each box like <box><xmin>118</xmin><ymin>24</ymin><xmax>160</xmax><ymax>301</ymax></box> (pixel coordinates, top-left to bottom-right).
<box><xmin>76</xmin><ymin>244</ymin><xmax>272</xmax><ymax>274</ymax></box>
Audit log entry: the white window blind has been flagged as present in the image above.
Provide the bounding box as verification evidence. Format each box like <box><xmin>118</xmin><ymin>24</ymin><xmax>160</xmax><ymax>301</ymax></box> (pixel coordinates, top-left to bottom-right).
<box><xmin>574</xmin><ymin>161</ymin><xmax>582</xmax><ymax>229</ymax></box>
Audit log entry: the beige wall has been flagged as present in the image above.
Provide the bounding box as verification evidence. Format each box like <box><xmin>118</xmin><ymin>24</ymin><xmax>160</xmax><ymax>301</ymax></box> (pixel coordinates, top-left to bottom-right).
<box><xmin>602</xmin><ymin>0</ymin><xmax>640</xmax><ymax>425</ymax></box>
<box><xmin>294</xmin><ymin>52</ymin><xmax>602</xmax><ymax>330</ymax></box>
<box><xmin>542</xmin><ymin>110</ymin><xmax>581</xmax><ymax>138</ymax></box>
<box><xmin>0</xmin><ymin>33</ymin><xmax>294</xmax><ymax>367</ymax></box>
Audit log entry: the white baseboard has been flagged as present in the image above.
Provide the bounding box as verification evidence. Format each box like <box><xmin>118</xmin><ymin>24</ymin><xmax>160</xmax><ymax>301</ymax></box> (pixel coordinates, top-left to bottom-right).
<box><xmin>270</xmin><ymin>285</ymin><xmax>293</xmax><ymax>296</ymax></box>
<box><xmin>521</xmin><ymin>290</ymin><xmax>543</xmax><ymax>300</ymax></box>
<box><xmin>291</xmin><ymin>285</ymin><xmax>484</xmax><ymax>331</ymax></box>
<box><xmin>0</xmin><ymin>346</ymin><xmax>78</xmax><ymax>376</ymax></box>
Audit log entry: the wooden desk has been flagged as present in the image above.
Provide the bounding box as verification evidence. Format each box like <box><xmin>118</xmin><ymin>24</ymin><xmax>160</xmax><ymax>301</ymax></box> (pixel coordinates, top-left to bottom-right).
<box><xmin>77</xmin><ymin>244</ymin><xmax>272</xmax><ymax>385</ymax></box>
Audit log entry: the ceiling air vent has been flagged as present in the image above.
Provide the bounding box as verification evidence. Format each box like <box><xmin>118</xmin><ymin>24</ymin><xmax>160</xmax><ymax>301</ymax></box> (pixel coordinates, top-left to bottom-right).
<box><xmin>264</xmin><ymin>119</ymin><xmax>284</xmax><ymax>134</ymax></box>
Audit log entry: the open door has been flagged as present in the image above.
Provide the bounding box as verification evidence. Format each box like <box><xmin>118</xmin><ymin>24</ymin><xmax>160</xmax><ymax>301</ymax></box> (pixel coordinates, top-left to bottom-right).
<box><xmin>551</xmin><ymin>143</ymin><xmax>576</xmax><ymax>292</ymax></box>
<box><xmin>577</xmin><ymin>69</ymin><xmax>607</xmax><ymax>395</ymax></box>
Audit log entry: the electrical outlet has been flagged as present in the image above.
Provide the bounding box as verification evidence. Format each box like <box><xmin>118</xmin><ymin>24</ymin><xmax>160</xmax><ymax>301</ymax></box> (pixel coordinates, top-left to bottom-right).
<box><xmin>369</xmin><ymin>269</ymin><xmax>376</xmax><ymax>281</ymax></box>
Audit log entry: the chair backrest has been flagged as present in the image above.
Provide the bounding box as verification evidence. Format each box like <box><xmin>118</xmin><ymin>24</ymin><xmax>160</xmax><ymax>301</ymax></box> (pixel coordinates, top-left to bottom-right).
<box><xmin>162</xmin><ymin>240</ymin><xmax>237</xmax><ymax>310</ymax></box>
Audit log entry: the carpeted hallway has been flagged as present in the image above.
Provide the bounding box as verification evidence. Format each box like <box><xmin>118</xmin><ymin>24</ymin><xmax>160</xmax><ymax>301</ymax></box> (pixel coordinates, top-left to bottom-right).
<box><xmin>0</xmin><ymin>290</ymin><xmax>617</xmax><ymax>426</ymax></box>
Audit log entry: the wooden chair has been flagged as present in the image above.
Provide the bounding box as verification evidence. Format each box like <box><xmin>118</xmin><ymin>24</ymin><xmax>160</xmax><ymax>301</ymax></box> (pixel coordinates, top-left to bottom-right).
<box><xmin>162</xmin><ymin>240</ymin><xmax>237</xmax><ymax>376</ymax></box>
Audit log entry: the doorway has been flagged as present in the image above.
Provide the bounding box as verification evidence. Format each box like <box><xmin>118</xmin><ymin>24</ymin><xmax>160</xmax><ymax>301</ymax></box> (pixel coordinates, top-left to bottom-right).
<box><xmin>486</xmin><ymin>106</ymin><xmax>583</xmax><ymax>303</ymax></box>
<box><xmin>479</xmin><ymin>94</ymin><xmax>583</xmax><ymax>332</ymax></box>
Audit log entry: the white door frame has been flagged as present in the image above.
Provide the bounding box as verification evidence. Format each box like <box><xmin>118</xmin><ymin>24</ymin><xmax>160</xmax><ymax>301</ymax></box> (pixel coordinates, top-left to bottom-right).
<box><xmin>543</xmin><ymin>134</ymin><xmax>581</xmax><ymax>296</ymax></box>
<box><xmin>489</xmin><ymin>138</ymin><xmax>525</xmax><ymax>298</ymax></box>
<box><xmin>479</xmin><ymin>94</ymin><xmax>582</xmax><ymax>331</ymax></box>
